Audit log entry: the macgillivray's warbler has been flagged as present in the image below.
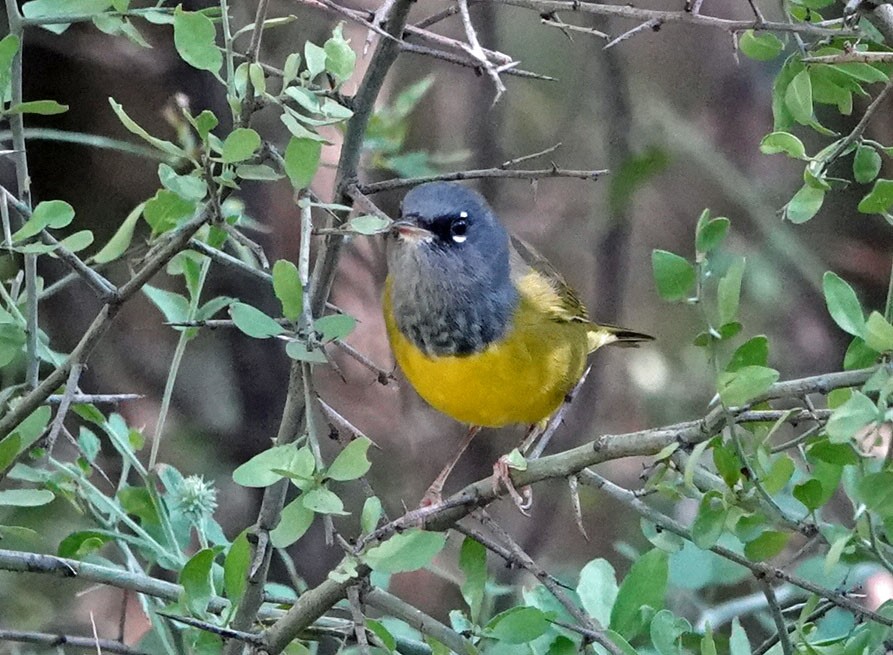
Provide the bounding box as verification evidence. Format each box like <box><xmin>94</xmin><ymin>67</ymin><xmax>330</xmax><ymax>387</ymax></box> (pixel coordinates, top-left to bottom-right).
<box><xmin>382</xmin><ymin>182</ymin><xmax>652</xmax><ymax>505</ymax></box>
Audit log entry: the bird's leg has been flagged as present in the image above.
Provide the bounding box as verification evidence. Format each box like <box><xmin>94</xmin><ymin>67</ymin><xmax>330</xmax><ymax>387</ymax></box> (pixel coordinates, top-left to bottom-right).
<box><xmin>492</xmin><ymin>424</ymin><xmax>538</xmax><ymax>515</ymax></box>
<box><xmin>420</xmin><ymin>425</ymin><xmax>482</xmax><ymax>507</ymax></box>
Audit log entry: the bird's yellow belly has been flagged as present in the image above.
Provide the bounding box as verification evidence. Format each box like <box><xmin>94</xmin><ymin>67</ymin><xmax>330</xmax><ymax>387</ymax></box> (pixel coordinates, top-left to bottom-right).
<box><xmin>384</xmin><ymin>295</ymin><xmax>589</xmax><ymax>427</ymax></box>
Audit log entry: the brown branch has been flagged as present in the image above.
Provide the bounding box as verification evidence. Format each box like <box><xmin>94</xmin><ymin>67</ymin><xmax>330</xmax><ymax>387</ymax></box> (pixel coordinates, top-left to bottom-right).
<box><xmin>355</xmin><ymin>166</ymin><xmax>608</xmax><ymax>194</ymax></box>
<box><xmin>0</xmin><ymin>628</ymin><xmax>147</xmax><ymax>655</ymax></box>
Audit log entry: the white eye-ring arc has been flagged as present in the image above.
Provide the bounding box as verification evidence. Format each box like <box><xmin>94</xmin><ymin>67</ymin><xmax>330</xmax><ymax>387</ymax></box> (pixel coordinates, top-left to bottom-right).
<box><xmin>452</xmin><ymin>234</ymin><xmax>468</xmax><ymax>243</ymax></box>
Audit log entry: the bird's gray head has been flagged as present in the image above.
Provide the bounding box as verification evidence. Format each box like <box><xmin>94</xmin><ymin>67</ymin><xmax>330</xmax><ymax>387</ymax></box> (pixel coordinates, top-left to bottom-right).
<box><xmin>386</xmin><ymin>182</ymin><xmax>518</xmax><ymax>356</ymax></box>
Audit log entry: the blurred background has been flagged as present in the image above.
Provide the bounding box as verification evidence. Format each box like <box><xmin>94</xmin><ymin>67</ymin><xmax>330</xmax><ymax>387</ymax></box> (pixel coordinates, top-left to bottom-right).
<box><xmin>3</xmin><ymin>0</ymin><xmax>893</xmax><ymax>648</ymax></box>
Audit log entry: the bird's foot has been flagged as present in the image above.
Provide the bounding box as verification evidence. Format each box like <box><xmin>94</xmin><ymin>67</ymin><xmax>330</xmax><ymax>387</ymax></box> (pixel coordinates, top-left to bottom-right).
<box><xmin>492</xmin><ymin>449</ymin><xmax>532</xmax><ymax>515</ymax></box>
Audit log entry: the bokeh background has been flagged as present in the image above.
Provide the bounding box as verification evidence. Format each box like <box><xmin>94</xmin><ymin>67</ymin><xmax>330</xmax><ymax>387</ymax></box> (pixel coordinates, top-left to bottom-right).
<box><xmin>3</xmin><ymin>0</ymin><xmax>893</xmax><ymax>648</ymax></box>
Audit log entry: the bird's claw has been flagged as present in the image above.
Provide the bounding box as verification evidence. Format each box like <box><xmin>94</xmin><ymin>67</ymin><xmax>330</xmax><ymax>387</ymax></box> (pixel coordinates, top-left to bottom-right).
<box><xmin>493</xmin><ymin>455</ymin><xmax>533</xmax><ymax>516</ymax></box>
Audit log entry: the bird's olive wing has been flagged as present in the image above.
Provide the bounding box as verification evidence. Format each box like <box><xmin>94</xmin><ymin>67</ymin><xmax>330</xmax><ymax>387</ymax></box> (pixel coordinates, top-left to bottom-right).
<box><xmin>509</xmin><ymin>235</ymin><xmax>590</xmax><ymax>323</ymax></box>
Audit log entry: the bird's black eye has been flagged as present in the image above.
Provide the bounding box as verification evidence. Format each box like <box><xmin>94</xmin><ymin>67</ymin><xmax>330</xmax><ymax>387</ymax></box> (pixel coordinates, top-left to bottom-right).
<box><xmin>450</xmin><ymin>214</ymin><xmax>468</xmax><ymax>243</ymax></box>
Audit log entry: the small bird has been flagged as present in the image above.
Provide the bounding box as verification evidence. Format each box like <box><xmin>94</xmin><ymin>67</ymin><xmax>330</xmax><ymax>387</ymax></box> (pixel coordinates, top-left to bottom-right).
<box><xmin>382</xmin><ymin>182</ymin><xmax>651</xmax><ymax>504</ymax></box>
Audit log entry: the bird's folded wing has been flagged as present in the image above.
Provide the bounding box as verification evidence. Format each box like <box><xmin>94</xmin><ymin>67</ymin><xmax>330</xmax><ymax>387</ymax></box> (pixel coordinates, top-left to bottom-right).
<box><xmin>509</xmin><ymin>235</ymin><xmax>591</xmax><ymax>324</ymax></box>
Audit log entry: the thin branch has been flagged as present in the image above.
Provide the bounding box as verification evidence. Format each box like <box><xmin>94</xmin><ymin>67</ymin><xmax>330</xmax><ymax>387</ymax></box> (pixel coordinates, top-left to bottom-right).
<box><xmin>346</xmin><ymin>586</ymin><xmax>371</xmax><ymax>655</ymax></box>
<box><xmin>156</xmin><ymin>612</ymin><xmax>264</xmax><ymax>645</ymax></box>
<box><xmin>45</xmin><ymin>363</ymin><xmax>83</xmax><ymax>452</ymax></box>
<box><xmin>541</xmin><ymin>16</ymin><xmax>610</xmax><ymax>40</ymax></box>
<box><xmin>580</xmin><ymin>471</ymin><xmax>893</xmax><ymax>627</ymax></box>
<box><xmin>817</xmin><ymin>77</ymin><xmax>893</xmax><ymax>171</ymax></box>
<box><xmin>355</xmin><ymin>166</ymin><xmax>608</xmax><ymax>194</ymax></box>
<box><xmin>363</xmin><ymin>588</ymin><xmax>474</xmax><ymax>655</ymax></box>
<box><xmin>496</xmin><ymin>0</ymin><xmax>857</xmax><ymax>37</ymax></box>
<box><xmin>0</xmin><ymin>628</ymin><xmax>147</xmax><ymax>655</ymax></box>
<box><xmin>604</xmin><ymin>18</ymin><xmax>662</xmax><ymax>50</ymax></box>
<box><xmin>801</xmin><ymin>52</ymin><xmax>893</xmax><ymax>64</ymax></box>
<box><xmin>755</xmin><ymin>575</ymin><xmax>794</xmax><ymax>655</ymax></box>
<box><xmin>502</xmin><ymin>142</ymin><xmax>563</xmax><ymax>168</ymax></box>
<box><xmin>188</xmin><ymin>239</ymin><xmax>273</xmax><ymax>284</ymax></box>
<box><xmin>473</xmin><ymin>510</ymin><xmax>622</xmax><ymax>655</ymax></box>
<box><xmin>46</xmin><ymin>393</ymin><xmax>143</xmax><ymax>405</ymax></box>
<box><xmin>458</xmin><ymin>0</ymin><xmax>507</xmax><ymax>103</ymax></box>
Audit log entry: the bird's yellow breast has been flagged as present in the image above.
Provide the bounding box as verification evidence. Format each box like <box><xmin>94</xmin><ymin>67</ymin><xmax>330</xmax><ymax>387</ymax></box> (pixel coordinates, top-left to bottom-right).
<box><xmin>383</xmin><ymin>276</ymin><xmax>590</xmax><ymax>427</ymax></box>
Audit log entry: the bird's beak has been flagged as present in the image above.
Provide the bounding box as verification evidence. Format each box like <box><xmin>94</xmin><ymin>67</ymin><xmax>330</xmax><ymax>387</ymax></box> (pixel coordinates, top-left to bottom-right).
<box><xmin>391</xmin><ymin>218</ymin><xmax>433</xmax><ymax>243</ymax></box>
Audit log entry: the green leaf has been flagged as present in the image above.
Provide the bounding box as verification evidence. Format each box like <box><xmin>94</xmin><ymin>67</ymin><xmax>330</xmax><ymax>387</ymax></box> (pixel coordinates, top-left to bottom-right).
<box><xmin>58</xmin><ymin>531</ymin><xmax>110</xmax><ymax>559</ymax></box>
<box><xmin>59</xmin><ymin>230</ymin><xmax>94</xmax><ymax>253</ymax></box>
<box><xmin>326</xmin><ymin>437</ymin><xmax>372</xmax><ymax>481</ymax></box>
<box><xmin>773</xmin><ymin>57</ymin><xmax>805</xmax><ymax>131</ymax></box>
<box><xmin>713</xmin><ymin>442</ymin><xmax>741</xmax><ymax>487</ymax></box>
<box><xmin>270</xmin><ymin>497</ymin><xmax>315</xmax><ymax>547</ymax></box>
<box><xmin>739</xmin><ymin>30</ymin><xmax>784</xmax><ymax>61</ymax></box>
<box><xmin>221</xmin><ymin>128</ymin><xmax>261</xmax><ymax>163</ymax></box>
<box><xmin>793</xmin><ymin>478</ymin><xmax>824</xmax><ymax>510</ymax></box>
<box><xmin>143</xmin><ymin>189</ymin><xmax>196</xmax><ymax>234</ymax></box>
<box><xmin>0</xmin><ymin>35</ymin><xmax>20</xmax><ymax>99</ymax></box>
<box><xmin>314</xmin><ymin>314</ymin><xmax>356</xmax><ymax>342</ymax></box>
<box><xmin>8</xmin><ymin>100</ymin><xmax>69</xmax><ymax>115</ymax></box>
<box><xmin>93</xmin><ymin>202</ymin><xmax>144</xmax><ymax>263</ymax></box>
<box><xmin>744</xmin><ymin>530</ymin><xmax>789</xmax><ymax>561</ymax></box>
<box><xmin>727</xmin><ymin>336</ymin><xmax>769</xmax><ymax>372</ymax></box>
<box><xmin>304</xmin><ymin>41</ymin><xmax>327</xmax><ymax>78</ymax></box>
<box><xmin>284</xmin><ymin>137</ymin><xmax>322</xmax><ymax>190</ymax></box>
<box><xmin>108</xmin><ymin>99</ymin><xmax>185</xmax><ymax>157</ymax></box>
<box><xmin>180</xmin><ymin>548</ymin><xmax>214</xmax><ymax>615</ymax></box>
<box><xmin>229</xmin><ymin>302</ymin><xmax>285</xmax><ymax>339</ymax></box>
<box><xmin>759</xmin><ymin>131</ymin><xmax>806</xmax><ymax>159</ymax></box>
<box><xmin>0</xmin><ymin>489</ymin><xmax>54</xmax><ymax>507</ymax></box>
<box><xmin>651</xmin><ymin>250</ymin><xmax>695</xmax><ymax>302</ymax></box>
<box><xmin>158</xmin><ymin>163</ymin><xmax>206</xmax><ymax>201</ymax></box>
<box><xmin>695</xmin><ymin>215</ymin><xmax>730</xmax><ymax>254</ymax></box>
<box><xmin>844</xmin><ymin>337</ymin><xmax>878</xmax><ymax>370</ymax></box>
<box><xmin>826</xmin><ymin>391</ymin><xmax>877</xmax><ymax>442</ymax></box>
<box><xmin>762</xmin><ymin>455</ymin><xmax>795</xmax><ymax>495</ymax></box>
<box><xmin>285</xmin><ymin>339</ymin><xmax>328</xmax><ymax>363</ymax></box>
<box><xmin>858</xmin><ymin>179</ymin><xmax>893</xmax><ymax>214</ymax></box>
<box><xmin>12</xmin><ymin>200</ymin><xmax>75</xmax><ymax>241</ymax></box>
<box><xmin>223</xmin><ymin>530</ymin><xmax>251</xmax><ymax>604</ymax></box>
<box><xmin>301</xmin><ymin>486</ymin><xmax>347</xmax><ymax>514</ymax></box>
<box><xmin>650</xmin><ymin>609</ymin><xmax>691</xmax><ymax>655</ymax></box>
<box><xmin>717</xmin><ymin>365</ymin><xmax>779</xmax><ymax>407</ymax></box>
<box><xmin>729</xmin><ymin>618</ymin><xmax>751</xmax><ymax>655</ymax></box>
<box><xmin>577</xmin><ymin>558</ymin><xmax>618</xmax><ymax>627</ymax></box>
<box><xmin>864</xmin><ymin>311</ymin><xmax>893</xmax><ymax>352</ymax></box>
<box><xmin>363</xmin><ymin>530</ymin><xmax>447</xmax><ymax>573</ymax></box>
<box><xmin>610</xmin><ymin>548</ymin><xmax>668</xmax><ymax>639</ymax></box>
<box><xmin>459</xmin><ymin>537</ymin><xmax>487</xmax><ymax>620</ymax></box>
<box><xmin>785</xmin><ymin>184</ymin><xmax>824</xmax><ymax>223</ymax></box>
<box><xmin>236</xmin><ymin>164</ymin><xmax>282</xmax><ymax>181</ymax></box>
<box><xmin>691</xmin><ymin>490</ymin><xmax>727</xmax><ymax>549</ymax></box>
<box><xmin>272</xmin><ymin>260</ymin><xmax>303</xmax><ymax>321</ymax></box>
<box><xmin>349</xmin><ymin>214</ymin><xmax>391</xmax><ymax>235</ymax></box>
<box><xmin>190</xmin><ymin>109</ymin><xmax>218</xmax><ymax>140</ymax></box>
<box><xmin>360</xmin><ymin>496</ymin><xmax>383</xmax><ymax>534</ymax></box>
<box><xmin>823</xmin><ymin>271</ymin><xmax>865</xmax><ymax>337</ymax></box>
<box><xmin>854</xmin><ymin>144</ymin><xmax>882</xmax><ymax>184</ymax></box>
<box><xmin>232</xmin><ymin>444</ymin><xmax>299</xmax><ymax>487</ymax></box>
<box><xmin>324</xmin><ymin>23</ymin><xmax>356</xmax><ymax>83</ymax></box>
<box><xmin>785</xmin><ymin>70</ymin><xmax>813</xmax><ymax>124</ymax></box>
<box><xmin>173</xmin><ymin>6</ymin><xmax>222</xmax><ymax>73</ymax></box>
<box><xmin>717</xmin><ymin>256</ymin><xmax>745</xmax><ymax>326</ymax></box>
<box><xmin>143</xmin><ymin>285</ymin><xmax>190</xmax><ymax>324</ymax></box>
<box><xmin>484</xmin><ymin>606</ymin><xmax>551</xmax><ymax>644</ymax></box>
<box><xmin>857</xmin><ymin>471</ymin><xmax>893</xmax><ymax>517</ymax></box>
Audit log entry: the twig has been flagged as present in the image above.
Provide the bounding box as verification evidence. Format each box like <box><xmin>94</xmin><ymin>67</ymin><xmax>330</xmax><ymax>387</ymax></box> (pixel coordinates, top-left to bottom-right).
<box><xmin>223</xmin><ymin>223</ymin><xmax>271</xmax><ymax>270</ymax></box>
<box><xmin>494</xmin><ymin>0</ymin><xmax>858</xmax><ymax>37</ymax></box>
<box><xmin>541</xmin><ymin>16</ymin><xmax>610</xmax><ymax>40</ymax></box>
<box><xmin>45</xmin><ymin>363</ymin><xmax>83</xmax><ymax>453</ymax></box>
<box><xmin>188</xmin><ymin>239</ymin><xmax>274</xmax><ymax>284</ymax></box>
<box><xmin>0</xmin><ymin>628</ymin><xmax>147</xmax><ymax>655</ymax></box>
<box><xmin>355</xmin><ymin>166</ymin><xmax>608</xmax><ymax>194</ymax></box>
<box><xmin>815</xmin><ymin>77</ymin><xmax>893</xmax><ymax>172</ymax></box>
<box><xmin>604</xmin><ymin>18</ymin><xmax>662</xmax><ymax>50</ymax></box>
<box><xmin>756</xmin><ymin>575</ymin><xmax>794</xmax><ymax>655</ymax></box>
<box><xmin>501</xmin><ymin>142</ymin><xmax>562</xmax><ymax>168</ymax></box>
<box><xmin>346</xmin><ymin>585</ymin><xmax>371</xmax><ymax>655</ymax></box>
<box><xmin>363</xmin><ymin>588</ymin><xmax>474</xmax><ymax>655</ymax></box>
<box><xmin>474</xmin><ymin>510</ymin><xmax>622</xmax><ymax>654</ymax></box>
<box><xmin>331</xmin><ymin>340</ymin><xmax>396</xmax><ymax>384</ymax></box>
<box><xmin>458</xmin><ymin>0</ymin><xmax>507</xmax><ymax>103</ymax></box>
<box><xmin>156</xmin><ymin>612</ymin><xmax>264</xmax><ymax>644</ymax></box>
<box><xmin>801</xmin><ymin>52</ymin><xmax>893</xmax><ymax>64</ymax></box>
<box><xmin>580</xmin><ymin>471</ymin><xmax>893</xmax><ymax>627</ymax></box>
<box><xmin>45</xmin><ymin>393</ymin><xmax>143</xmax><ymax>405</ymax></box>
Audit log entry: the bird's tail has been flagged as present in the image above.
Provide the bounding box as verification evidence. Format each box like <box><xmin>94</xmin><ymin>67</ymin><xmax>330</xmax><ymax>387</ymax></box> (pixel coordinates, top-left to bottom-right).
<box><xmin>586</xmin><ymin>324</ymin><xmax>654</xmax><ymax>352</ymax></box>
